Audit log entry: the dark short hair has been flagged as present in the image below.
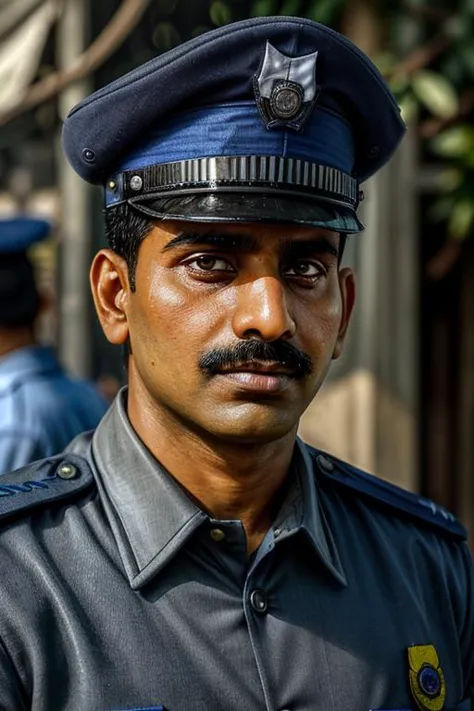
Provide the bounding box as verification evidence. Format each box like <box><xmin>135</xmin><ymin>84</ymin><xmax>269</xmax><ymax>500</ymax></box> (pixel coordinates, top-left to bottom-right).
<box><xmin>104</xmin><ymin>203</ymin><xmax>154</xmax><ymax>291</ymax></box>
<box><xmin>104</xmin><ymin>202</ymin><xmax>348</xmax><ymax>290</ymax></box>
<box><xmin>0</xmin><ymin>254</ymin><xmax>40</xmax><ymax>329</ymax></box>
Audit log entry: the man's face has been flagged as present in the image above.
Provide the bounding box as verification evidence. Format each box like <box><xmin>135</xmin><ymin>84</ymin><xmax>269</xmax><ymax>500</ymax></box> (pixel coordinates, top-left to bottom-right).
<box><xmin>94</xmin><ymin>220</ymin><xmax>355</xmax><ymax>444</ymax></box>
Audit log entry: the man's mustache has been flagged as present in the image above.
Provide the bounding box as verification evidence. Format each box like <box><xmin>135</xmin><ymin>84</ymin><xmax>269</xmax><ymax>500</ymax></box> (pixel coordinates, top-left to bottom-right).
<box><xmin>199</xmin><ymin>340</ymin><xmax>313</xmax><ymax>379</ymax></box>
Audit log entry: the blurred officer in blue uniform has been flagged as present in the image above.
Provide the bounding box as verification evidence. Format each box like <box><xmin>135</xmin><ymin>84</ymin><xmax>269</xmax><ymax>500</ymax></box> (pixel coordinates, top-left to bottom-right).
<box><xmin>0</xmin><ymin>16</ymin><xmax>472</xmax><ymax>711</ymax></box>
<box><xmin>0</xmin><ymin>217</ymin><xmax>108</xmax><ymax>472</ymax></box>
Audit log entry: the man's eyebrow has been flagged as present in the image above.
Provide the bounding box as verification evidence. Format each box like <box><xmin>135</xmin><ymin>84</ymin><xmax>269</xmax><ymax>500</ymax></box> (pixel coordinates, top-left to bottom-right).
<box><xmin>282</xmin><ymin>237</ymin><xmax>340</xmax><ymax>260</ymax></box>
<box><xmin>162</xmin><ymin>231</ymin><xmax>260</xmax><ymax>252</ymax></box>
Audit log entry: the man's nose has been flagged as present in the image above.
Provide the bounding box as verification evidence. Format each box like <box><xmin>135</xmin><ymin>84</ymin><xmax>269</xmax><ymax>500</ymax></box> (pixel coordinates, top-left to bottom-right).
<box><xmin>232</xmin><ymin>276</ymin><xmax>296</xmax><ymax>342</ymax></box>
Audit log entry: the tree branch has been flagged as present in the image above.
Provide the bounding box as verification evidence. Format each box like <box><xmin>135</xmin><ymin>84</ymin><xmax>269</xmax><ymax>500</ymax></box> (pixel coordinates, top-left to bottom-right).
<box><xmin>0</xmin><ymin>0</ymin><xmax>153</xmax><ymax>126</ymax></box>
<box><xmin>384</xmin><ymin>33</ymin><xmax>452</xmax><ymax>80</ymax></box>
<box><xmin>401</xmin><ymin>1</ymin><xmax>451</xmax><ymax>24</ymax></box>
<box><xmin>426</xmin><ymin>240</ymin><xmax>464</xmax><ymax>280</ymax></box>
<box><xmin>420</xmin><ymin>88</ymin><xmax>474</xmax><ymax>139</ymax></box>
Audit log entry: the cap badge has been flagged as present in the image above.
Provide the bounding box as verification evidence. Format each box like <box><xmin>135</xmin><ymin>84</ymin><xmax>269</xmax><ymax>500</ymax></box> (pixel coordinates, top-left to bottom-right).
<box><xmin>407</xmin><ymin>645</ymin><xmax>446</xmax><ymax>711</ymax></box>
<box><xmin>254</xmin><ymin>41</ymin><xmax>319</xmax><ymax>131</ymax></box>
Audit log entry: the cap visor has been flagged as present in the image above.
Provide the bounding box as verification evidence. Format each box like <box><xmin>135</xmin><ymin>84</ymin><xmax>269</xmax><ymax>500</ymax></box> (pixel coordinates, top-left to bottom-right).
<box><xmin>128</xmin><ymin>193</ymin><xmax>364</xmax><ymax>234</ymax></box>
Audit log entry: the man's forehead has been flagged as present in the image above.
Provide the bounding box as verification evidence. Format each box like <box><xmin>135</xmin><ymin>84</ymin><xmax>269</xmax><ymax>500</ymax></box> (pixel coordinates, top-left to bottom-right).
<box><xmin>155</xmin><ymin>220</ymin><xmax>341</xmax><ymax>251</ymax></box>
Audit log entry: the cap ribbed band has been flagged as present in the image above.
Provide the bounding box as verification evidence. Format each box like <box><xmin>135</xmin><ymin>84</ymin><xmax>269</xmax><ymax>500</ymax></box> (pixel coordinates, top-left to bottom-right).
<box><xmin>106</xmin><ymin>155</ymin><xmax>359</xmax><ymax>210</ymax></box>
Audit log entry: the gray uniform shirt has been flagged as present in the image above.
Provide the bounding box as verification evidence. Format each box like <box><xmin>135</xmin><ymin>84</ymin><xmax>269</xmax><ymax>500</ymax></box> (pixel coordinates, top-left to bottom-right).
<box><xmin>0</xmin><ymin>392</ymin><xmax>472</xmax><ymax>711</ymax></box>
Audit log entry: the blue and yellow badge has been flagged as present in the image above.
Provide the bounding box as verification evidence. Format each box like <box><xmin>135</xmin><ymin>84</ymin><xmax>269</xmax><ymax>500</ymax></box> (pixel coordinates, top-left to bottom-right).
<box><xmin>407</xmin><ymin>645</ymin><xmax>446</xmax><ymax>711</ymax></box>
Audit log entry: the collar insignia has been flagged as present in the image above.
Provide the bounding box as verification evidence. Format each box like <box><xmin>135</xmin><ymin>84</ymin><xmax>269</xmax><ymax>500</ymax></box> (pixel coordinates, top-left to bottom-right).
<box><xmin>254</xmin><ymin>41</ymin><xmax>319</xmax><ymax>131</ymax></box>
<box><xmin>407</xmin><ymin>645</ymin><xmax>446</xmax><ymax>711</ymax></box>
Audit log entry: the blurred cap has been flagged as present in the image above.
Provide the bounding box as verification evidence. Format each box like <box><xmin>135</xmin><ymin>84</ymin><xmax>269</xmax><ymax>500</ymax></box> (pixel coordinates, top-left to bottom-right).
<box><xmin>0</xmin><ymin>218</ymin><xmax>50</xmax><ymax>327</ymax></box>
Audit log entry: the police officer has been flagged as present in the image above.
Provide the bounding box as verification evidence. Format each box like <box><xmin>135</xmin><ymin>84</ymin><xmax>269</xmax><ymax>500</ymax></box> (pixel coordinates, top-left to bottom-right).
<box><xmin>0</xmin><ymin>16</ymin><xmax>472</xmax><ymax>711</ymax></box>
<box><xmin>0</xmin><ymin>217</ymin><xmax>108</xmax><ymax>472</ymax></box>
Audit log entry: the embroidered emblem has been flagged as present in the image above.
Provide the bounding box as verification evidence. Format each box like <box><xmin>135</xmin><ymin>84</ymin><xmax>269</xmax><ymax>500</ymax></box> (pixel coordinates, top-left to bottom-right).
<box><xmin>407</xmin><ymin>645</ymin><xmax>446</xmax><ymax>711</ymax></box>
<box><xmin>254</xmin><ymin>41</ymin><xmax>319</xmax><ymax>131</ymax></box>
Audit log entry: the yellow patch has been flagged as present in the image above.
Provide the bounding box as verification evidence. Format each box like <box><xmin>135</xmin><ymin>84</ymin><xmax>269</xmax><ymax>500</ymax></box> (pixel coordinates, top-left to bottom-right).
<box><xmin>407</xmin><ymin>645</ymin><xmax>446</xmax><ymax>711</ymax></box>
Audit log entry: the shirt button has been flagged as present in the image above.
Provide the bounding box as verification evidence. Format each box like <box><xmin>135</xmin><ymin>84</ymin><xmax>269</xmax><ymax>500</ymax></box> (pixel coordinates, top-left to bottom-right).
<box><xmin>317</xmin><ymin>454</ymin><xmax>334</xmax><ymax>473</ymax></box>
<box><xmin>250</xmin><ymin>589</ymin><xmax>268</xmax><ymax>613</ymax></box>
<box><xmin>210</xmin><ymin>528</ymin><xmax>225</xmax><ymax>542</ymax></box>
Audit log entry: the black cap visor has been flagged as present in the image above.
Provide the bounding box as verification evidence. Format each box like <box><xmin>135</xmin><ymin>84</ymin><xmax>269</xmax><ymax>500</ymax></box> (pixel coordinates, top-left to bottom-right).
<box><xmin>128</xmin><ymin>192</ymin><xmax>364</xmax><ymax>234</ymax></box>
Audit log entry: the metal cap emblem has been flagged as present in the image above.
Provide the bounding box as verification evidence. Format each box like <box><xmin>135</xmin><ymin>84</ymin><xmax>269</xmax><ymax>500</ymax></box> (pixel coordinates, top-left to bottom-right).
<box><xmin>254</xmin><ymin>41</ymin><xmax>319</xmax><ymax>131</ymax></box>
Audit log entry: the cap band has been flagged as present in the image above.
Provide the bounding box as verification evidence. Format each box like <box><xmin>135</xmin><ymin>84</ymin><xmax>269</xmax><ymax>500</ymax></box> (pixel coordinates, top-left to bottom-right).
<box><xmin>106</xmin><ymin>156</ymin><xmax>359</xmax><ymax>211</ymax></box>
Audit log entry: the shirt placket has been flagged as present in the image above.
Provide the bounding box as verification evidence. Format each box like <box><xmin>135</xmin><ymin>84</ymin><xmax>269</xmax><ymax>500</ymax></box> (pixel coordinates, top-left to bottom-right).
<box><xmin>242</xmin><ymin>528</ymin><xmax>286</xmax><ymax>711</ymax></box>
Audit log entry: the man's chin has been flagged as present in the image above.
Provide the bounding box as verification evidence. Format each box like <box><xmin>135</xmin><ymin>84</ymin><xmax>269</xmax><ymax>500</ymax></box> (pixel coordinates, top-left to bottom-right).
<box><xmin>205</xmin><ymin>409</ymin><xmax>301</xmax><ymax>445</ymax></box>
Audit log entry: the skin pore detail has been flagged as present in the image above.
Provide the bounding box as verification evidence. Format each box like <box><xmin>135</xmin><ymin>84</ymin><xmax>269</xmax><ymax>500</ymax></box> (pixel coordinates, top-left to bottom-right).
<box><xmin>91</xmin><ymin>220</ymin><xmax>356</xmax><ymax>553</ymax></box>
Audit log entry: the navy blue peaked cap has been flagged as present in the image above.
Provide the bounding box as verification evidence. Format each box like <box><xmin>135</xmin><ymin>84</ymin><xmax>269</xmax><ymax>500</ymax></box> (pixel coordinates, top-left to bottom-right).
<box><xmin>63</xmin><ymin>16</ymin><xmax>405</xmax><ymax>233</ymax></box>
<box><xmin>0</xmin><ymin>217</ymin><xmax>50</xmax><ymax>254</ymax></box>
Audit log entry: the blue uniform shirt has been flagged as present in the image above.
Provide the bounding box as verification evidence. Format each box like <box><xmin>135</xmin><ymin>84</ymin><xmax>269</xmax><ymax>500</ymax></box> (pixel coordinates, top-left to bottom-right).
<box><xmin>0</xmin><ymin>346</ymin><xmax>108</xmax><ymax>473</ymax></box>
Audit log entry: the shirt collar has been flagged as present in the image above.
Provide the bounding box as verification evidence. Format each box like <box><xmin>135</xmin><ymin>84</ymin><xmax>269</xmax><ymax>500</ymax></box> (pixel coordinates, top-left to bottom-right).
<box><xmin>91</xmin><ymin>389</ymin><xmax>346</xmax><ymax>589</ymax></box>
<box><xmin>290</xmin><ymin>439</ymin><xmax>347</xmax><ymax>586</ymax></box>
<box><xmin>91</xmin><ymin>390</ymin><xmax>207</xmax><ymax>590</ymax></box>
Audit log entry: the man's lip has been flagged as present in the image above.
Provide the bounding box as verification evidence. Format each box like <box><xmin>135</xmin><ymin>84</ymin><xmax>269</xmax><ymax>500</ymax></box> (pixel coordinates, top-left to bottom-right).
<box><xmin>216</xmin><ymin>362</ymin><xmax>295</xmax><ymax>376</ymax></box>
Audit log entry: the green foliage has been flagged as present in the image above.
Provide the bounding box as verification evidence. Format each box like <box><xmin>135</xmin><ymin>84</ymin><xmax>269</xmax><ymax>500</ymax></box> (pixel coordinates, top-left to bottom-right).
<box><xmin>448</xmin><ymin>199</ymin><xmax>474</xmax><ymax>240</ymax></box>
<box><xmin>250</xmin><ymin>0</ymin><xmax>279</xmax><ymax>17</ymax></box>
<box><xmin>305</xmin><ymin>0</ymin><xmax>344</xmax><ymax>24</ymax></box>
<box><xmin>411</xmin><ymin>71</ymin><xmax>458</xmax><ymax>119</ymax></box>
<box><xmin>374</xmin><ymin>1</ymin><xmax>474</xmax><ymax>242</ymax></box>
<box><xmin>280</xmin><ymin>0</ymin><xmax>303</xmax><ymax>16</ymax></box>
<box><xmin>154</xmin><ymin>0</ymin><xmax>180</xmax><ymax>20</ymax></box>
<box><xmin>152</xmin><ymin>23</ymin><xmax>181</xmax><ymax>51</ymax></box>
<box><xmin>431</xmin><ymin>125</ymin><xmax>474</xmax><ymax>159</ymax></box>
<box><xmin>210</xmin><ymin>1</ymin><xmax>233</xmax><ymax>26</ymax></box>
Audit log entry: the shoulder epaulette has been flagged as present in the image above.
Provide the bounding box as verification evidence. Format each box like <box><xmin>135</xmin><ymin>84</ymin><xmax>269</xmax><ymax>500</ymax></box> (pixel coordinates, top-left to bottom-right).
<box><xmin>0</xmin><ymin>454</ymin><xmax>94</xmax><ymax>524</ymax></box>
<box><xmin>311</xmin><ymin>448</ymin><xmax>467</xmax><ymax>541</ymax></box>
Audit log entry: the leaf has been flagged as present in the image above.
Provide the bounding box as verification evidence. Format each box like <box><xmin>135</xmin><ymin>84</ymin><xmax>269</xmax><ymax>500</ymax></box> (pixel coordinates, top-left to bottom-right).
<box><xmin>411</xmin><ymin>70</ymin><xmax>459</xmax><ymax>119</ymax></box>
<box><xmin>210</xmin><ymin>1</ymin><xmax>232</xmax><ymax>26</ymax></box>
<box><xmin>441</xmin><ymin>54</ymin><xmax>465</xmax><ymax>86</ymax></box>
<box><xmin>444</xmin><ymin>16</ymin><xmax>466</xmax><ymax>40</ymax></box>
<box><xmin>388</xmin><ymin>72</ymin><xmax>410</xmax><ymax>96</ymax></box>
<box><xmin>439</xmin><ymin>168</ymin><xmax>463</xmax><ymax>192</ymax></box>
<box><xmin>398</xmin><ymin>94</ymin><xmax>418</xmax><ymax>124</ymax></box>
<box><xmin>191</xmin><ymin>25</ymin><xmax>212</xmax><ymax>38</ymax></box>
<box><xmin>154</xmin><ymin>0</ymin><xmax>179</xmax><ymax>19</ymax></box>
<box><xmin>250</xmin><ymin>0</ymin><xmax>278</xmax><ymax>17</ymax></box>
<box><xmin>428</xmin><ymin>197</ymin><xmax>456</xmax><ymax>223</ymax></box>
<box><xmin>431</xmin><ymin>125</ymin><xmax>474</xmax><ymax>158</ymax></box>
<box><xmin>280</xmin><ymin>0</ymin><xmax>303</xmax><ymax>16</ymax></box>
<box><xmin>152</xmin><ymin>22</ymin><xmax>181</xmax><ymax>51</ymax></box>
<box><xmin>374</xmin><ymin>52</ymin><xmax>397</xmax><ymax>76</ymax></box>
<box><xmin>448</xmin><ymin>199</ymin><xmax>474</xmax><ymax>240</ymax></box>
<box><xmin>460</xmin><ymin>43</ymin><xmax>474</xmax><ymax>77</ymax></box>
<box><xmin>306</xmin><ymin>0</ymin><xmax>342</xmax><ymax>24</ymax></box>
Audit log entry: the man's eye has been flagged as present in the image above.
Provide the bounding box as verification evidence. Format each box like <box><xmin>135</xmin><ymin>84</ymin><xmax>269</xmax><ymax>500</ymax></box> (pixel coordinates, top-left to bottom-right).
<box><xmin>186</xmin><ymin>255</ymin><xmax>234</xmax><ymax>272</ymax></box>
<box><xmin>283</xmin><ymin>261</ymin><xmax>324</xmax><ymax>278</ymax></box>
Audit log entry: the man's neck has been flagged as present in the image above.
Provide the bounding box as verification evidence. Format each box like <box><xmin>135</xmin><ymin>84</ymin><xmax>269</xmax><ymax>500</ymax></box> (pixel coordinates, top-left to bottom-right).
<box><xmin>0</xmin><ymin>328</ymin><xmax>36</xmax><ymax>359</ymax></box>
<box><xmin>127</xmin><ymin>383</ymin><xmax>297</xmax><ymax>555</ymax></box>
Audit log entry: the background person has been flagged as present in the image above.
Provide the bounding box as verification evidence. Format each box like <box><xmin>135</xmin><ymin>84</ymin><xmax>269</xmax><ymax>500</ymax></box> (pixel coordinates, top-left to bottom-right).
<box><xmin>0</xmin><ymin>217</ymin><xmax>108</xmax><ymax>472</ymax></box>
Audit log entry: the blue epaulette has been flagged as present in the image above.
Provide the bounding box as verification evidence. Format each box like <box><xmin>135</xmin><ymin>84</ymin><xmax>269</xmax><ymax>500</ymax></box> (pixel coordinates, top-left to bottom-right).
<box><xmin>0</xmin><ymin>454</ymin><xmax>94</xmax><ymax>524</ymax></box>
<box><xmin>312</xmin><ymin>449</ymin><xmax>467</xmax><ymax>541</ymax></box>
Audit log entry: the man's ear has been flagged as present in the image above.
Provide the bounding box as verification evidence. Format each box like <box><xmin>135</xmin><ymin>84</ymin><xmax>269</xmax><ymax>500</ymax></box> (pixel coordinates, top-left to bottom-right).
<box><xmin>90</xmin><ymin>249</ymin><xmax>131</xmax><ymax>345</ymax></box>
<box><xmin>333</xmin><ymin>267</ymin><xmax>356</xmax><ymax>360</ymax></box>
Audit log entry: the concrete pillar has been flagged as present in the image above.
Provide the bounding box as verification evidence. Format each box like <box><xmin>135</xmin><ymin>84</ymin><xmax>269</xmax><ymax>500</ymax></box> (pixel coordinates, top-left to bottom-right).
<box><xmin>56</xmin><ymin>0</ymin><xmax>92</xmax><ymax>377</ymax></box>
<box><xmin>299</xmin><ymin>128</ymin><xmax>419</xmax><ymax>491</ymax></box>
